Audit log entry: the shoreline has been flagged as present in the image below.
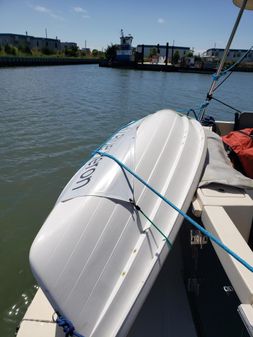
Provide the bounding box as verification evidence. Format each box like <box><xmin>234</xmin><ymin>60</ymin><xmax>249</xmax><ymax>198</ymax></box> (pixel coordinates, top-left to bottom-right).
<box><xmin>0</xmin><ymin>56</ymin><xmax>100</xmax><ymax>67</ymax></box>
<box><xmin>99</xmin><ymin>61</ymin><xmax>253</xmax><ymax>73</ymax></box>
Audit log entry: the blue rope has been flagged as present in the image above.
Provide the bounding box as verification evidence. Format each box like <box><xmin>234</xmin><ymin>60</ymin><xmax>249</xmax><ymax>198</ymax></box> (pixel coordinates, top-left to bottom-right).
<box><xmin>199</xmin><ymin>102</ymin><xmax>209</xmax><ymax>110</ymax></box>
<box><xmin>212</xmin><ymin>73</ymin><xmax>220</xmax><ymax>81</ymax></box>
<box><xmin>180</xmin><ymin>46</ymin><xmax>253</xmax><ymax>122</ymax></box>
<box><xmin>177</xmin><ymin>103</ymin><xmax>210</xmax><ymax>121</ymax></box>
<box><xmin>177</xmin><ymin>101</ymin><xmax>209</xmax><ymax>121</ymax></box>
<box><xmin>212</xmin><ymin>46</ymin><xmax>253</xmax><ymax>82</ymax></box>
<box><xmin>186</xmin><ymin>109</ymin><xmax>198</xmax><ymax>120</ymax></box>
<box><xmin>56</xmin><ymin>315</ymin><xmax>84</xmax><ymax>337</ymax></box>
<box><xmin>222</xmin><ymin>46</ymin><xmax>253</xmax><ymax>74</ymax></box>
<box><xmin>93</xmin><ymin>150</ymin><xmax>253</xmax><ymax>273</ymax></box>
<box><xmin>198</xmin><ymin>101</ymin><xmax>210</xmax><ymax>121</ymax></box>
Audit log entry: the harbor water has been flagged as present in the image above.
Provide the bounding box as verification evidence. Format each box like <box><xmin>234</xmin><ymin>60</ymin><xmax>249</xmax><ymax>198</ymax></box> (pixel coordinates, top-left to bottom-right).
<box><xmin>0</xmin><ymin>64</ymin><xmax>253</xmax><ymax>337</ymax></box>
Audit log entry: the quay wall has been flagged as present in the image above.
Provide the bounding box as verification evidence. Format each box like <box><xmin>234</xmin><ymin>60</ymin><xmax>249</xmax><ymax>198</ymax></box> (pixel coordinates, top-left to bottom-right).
<box><xmin>99</xmin><ymin>61</ymin><xmax>253</xmax><ymax>73</ymax></box>
<box><xmin>0</xmin><ymin>57</ymin><xmax>99</xmax><ymax>67</ymax></box>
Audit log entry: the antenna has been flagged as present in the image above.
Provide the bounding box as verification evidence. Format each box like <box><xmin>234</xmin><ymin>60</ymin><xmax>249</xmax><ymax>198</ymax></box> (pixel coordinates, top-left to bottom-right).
<box><xmin>45</xmin><ymin>28</ymin><xmax>48</xmax><ymax>38</ymax></box>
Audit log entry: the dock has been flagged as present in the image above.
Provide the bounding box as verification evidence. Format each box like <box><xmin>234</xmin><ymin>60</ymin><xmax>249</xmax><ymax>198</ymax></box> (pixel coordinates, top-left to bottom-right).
<box><xmin>99</xmin><ymin>61</ymin><xmax>253</xmax><ymax>73</ymax></box>
<box><xmin>99</xmin><ymin>61</ymin><xmax>215</xmax><ymax>74</ymax></box>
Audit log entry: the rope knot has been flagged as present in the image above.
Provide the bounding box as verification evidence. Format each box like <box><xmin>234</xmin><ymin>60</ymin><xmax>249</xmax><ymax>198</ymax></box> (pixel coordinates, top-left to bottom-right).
<box><xmin>129</xmin><ymin>198</ymin><xmax>141</xmax><ymax>211</ymax></box>
<box><xmin>212</xmin><ymin>73</ymin><xmax>220</xmax><ymax>81</ymax></box>
<box><xmin>56</xmin><ymin>316</ymin><xmax>74</xmax><ymax>336</ymax></box>
<box><xmin>55</xmin><ymin>314</ymin><xmax>83</xmax><ymax>337</ymax></box>
<box><xmin>200</xmin><ymin>102</ymin><xmax>209</xmax><ymax>109</ymax></box>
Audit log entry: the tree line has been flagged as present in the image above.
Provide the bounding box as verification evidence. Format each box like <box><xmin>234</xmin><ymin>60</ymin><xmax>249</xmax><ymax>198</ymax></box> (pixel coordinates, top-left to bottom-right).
<box><xmin>0</xmin><ymin>44</ymin><xmax>105</xmax><ymax>58</ymax></box>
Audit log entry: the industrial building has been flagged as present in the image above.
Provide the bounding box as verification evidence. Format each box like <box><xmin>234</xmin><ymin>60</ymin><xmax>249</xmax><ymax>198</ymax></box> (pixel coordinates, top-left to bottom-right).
<box><xmin>204</xmin><ymin>48</ymin><xmax>253</xmax><ymax>63</ymax></box>
<box><xmin>0</xmin><ymin>33</ymin><xmax>77</xmax><ymax>52</ymax></box>
<box><xmin>136</xmin><ymin>44</ymin><xmax>191</xmax><ymax>61</ymax></box>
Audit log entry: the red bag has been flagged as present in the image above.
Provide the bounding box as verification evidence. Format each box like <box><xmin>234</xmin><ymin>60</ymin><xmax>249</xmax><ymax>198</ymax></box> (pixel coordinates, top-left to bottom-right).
<box><xmin>222</xmin><ymin>128</ymin><xmax>253</xmax><ymax>179</ymax></box>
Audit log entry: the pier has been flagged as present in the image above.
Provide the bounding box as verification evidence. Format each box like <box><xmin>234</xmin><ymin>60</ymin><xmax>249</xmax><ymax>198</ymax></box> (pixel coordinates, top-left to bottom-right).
<box><xmin>99</xmin><ymin>61</ymin><xmax>215</xmax><ymax>74</ymax></box>
<box><xmin>99</xmin><ymin>60</ymin><xmax>253</xmax><ymax>73</ymax></box>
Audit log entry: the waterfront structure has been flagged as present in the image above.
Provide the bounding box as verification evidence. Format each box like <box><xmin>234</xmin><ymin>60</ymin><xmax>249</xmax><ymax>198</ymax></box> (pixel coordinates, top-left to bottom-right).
<box><xmin>81</xmin><ymin>47</ymin><xmax>91</xmax><ymax>55</ymax></box>
<box><xmin>61</xmin><ymin>42</ymin><xmax>78</xmax><ymax>50</ymax></box>
<box><xmin>136</xmin><ymin>44</ymin><xmax>191</xmax><ymax>62</ymax></box>
<box><xmin>116</xmin><ymin>30</ymin><xmax>134</xmax><ymax>62</ymax></box>
<box><xmin>0</xmin><ymin>33</ymin><xmax>79</xmax><ymax>53</ymax></box>
<box><xmin>0</xmin><ymin>33</ymin><xmax>61</xmax><ymax>52</ymax></box>
<box><xmin>204</xmin><ymin>48</ymin><xmax>253</xmax><ymax>63</ymax></box>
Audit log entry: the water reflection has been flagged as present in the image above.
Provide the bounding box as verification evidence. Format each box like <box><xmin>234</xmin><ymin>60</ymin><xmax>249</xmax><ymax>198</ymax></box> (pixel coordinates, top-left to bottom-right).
<box><xmin>0</xmin><ymin>64</ymin><xmax>253</xmax><ymax>337</ymax></box>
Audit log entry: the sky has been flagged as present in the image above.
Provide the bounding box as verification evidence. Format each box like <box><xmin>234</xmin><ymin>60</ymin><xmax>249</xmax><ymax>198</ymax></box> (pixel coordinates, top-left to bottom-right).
<box><xmin>0</xmin><ymin>0</ymin><xmax>253</xmax><ymax>53</ymax></box>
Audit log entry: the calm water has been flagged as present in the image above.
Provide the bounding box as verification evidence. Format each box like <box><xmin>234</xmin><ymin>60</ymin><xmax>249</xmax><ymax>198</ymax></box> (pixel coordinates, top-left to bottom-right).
<box><xmin>0</xmin><ymin>64</ymin><xmax>253</xmax><ymax>336</ymax></box>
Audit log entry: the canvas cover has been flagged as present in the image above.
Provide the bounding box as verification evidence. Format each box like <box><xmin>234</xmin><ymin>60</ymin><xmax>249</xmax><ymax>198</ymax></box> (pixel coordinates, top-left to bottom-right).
<box><xmin>199</xmin><ymin>129</ymin><xmax>253</xmax><ymax>189</ymax></box>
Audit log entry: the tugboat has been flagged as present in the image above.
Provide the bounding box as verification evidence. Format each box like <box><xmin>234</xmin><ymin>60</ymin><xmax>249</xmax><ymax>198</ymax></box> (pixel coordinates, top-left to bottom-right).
<box><xmin>116</xmin><ymin>29</ymin><xmax>134</xmax><ymax>63</ymax></box>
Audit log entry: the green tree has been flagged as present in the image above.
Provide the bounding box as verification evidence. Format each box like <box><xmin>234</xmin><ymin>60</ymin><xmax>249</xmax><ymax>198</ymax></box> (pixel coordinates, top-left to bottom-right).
<box><xmin>4</xmin><ymin>44</ymin><xmax>12</xmax><ymax>54</ymax></box>
<box><xmin>92</xmin><ymin>49</ymin><xmax>99</xmax><ymax>57</ymax></box>
<box><xmin>41</xmin><ymin>47</ymin><xmax>54</xmax><ymax>55</ymax></box>
<box><xmin>149</xmin><ymin>47</ymin><xmax>157</xmax><ymax>58</ymax></box>
<box><xmin>97</xmin><ymin>51</ymin><xmax>105</xmax><ymax>59</ymax></box>
<box><xmin>11</xmin><ymin>46</ymin><xmax>18</xmax><ymax>55</ymax></box>
<box><xmin>4</xmin><ymin>44</ymin><xmax>18</xmax><ymax>55</ymax></box>
<box><xmin>194</xmin><ymin>54</ymin><xmax>202</xmax><ymax>62</ymax></box>
<box><xmin>80</xmin><ymin>50</ymin><xmax>87</xmax><ymax>57</ymax></box>
<box><xmin>186</xmin><ymin>51</ymin><xmax>193</xmax><ymax>57</ymax></box>
<box><xmin>64</xmin><ymin>45</ymin><xmax>78</xmax><ymax>57</ymax></box>
<box><xmin>18</xmin><ymin>44</ymin><xmax>32</xmax><ymax>55</ymax></box>
<box><xmin>172</xmin><ymin>50</ymin><xmax>180</xmax><ymax>64</ymax></box>
<box><xmin>105</xmin><ymin>44</ymin><xmax>118</xmax><ymax>61</ymax></box>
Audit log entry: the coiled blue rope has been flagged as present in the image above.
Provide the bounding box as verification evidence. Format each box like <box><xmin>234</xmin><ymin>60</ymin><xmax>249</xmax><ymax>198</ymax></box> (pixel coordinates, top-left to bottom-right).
<box><xmin>56</xmin><ymin>315</ymin><xmax>84</xmax><ymax>337</ymax></box>
<box><xmin>93</xmin><ymin>149</ymin><xmax>253</xmax><ymax>273</ymax></box>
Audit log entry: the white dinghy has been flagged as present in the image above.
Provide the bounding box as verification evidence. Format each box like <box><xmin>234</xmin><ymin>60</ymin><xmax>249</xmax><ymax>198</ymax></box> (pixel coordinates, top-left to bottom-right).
<box><xmin>30</xmin><ymin>109</ymin><xmax>206</xmax><ymax>337</ymax></box>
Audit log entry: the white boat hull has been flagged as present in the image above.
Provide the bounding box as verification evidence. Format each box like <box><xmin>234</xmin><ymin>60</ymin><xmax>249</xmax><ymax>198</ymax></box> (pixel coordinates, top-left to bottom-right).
<box><xmin>30</xmin><ymin>109</ymin><xmax>207</xmax><ymax>337</ymax></box>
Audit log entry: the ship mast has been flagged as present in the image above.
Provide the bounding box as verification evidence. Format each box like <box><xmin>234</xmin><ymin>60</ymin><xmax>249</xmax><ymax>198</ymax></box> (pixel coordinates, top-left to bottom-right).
<box><xmin>199</xmin><ymin>0</ymin><xmax>253</xmax><ymax>121</ymax></box>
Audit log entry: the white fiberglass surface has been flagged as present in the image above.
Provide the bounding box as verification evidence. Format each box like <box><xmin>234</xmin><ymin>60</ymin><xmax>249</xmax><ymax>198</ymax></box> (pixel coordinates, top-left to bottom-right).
<box><xmin>30</xmin><ymin>109</ymin><xmax>206</xmax><ymax>337</ymax></box>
